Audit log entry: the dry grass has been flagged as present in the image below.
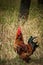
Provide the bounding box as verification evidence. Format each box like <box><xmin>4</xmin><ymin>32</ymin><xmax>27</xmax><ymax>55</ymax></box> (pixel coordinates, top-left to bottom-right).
<box><xmin>0</xmin><ymin>0</ymin><xmax>43</xmax><ymax>65</ymax></box>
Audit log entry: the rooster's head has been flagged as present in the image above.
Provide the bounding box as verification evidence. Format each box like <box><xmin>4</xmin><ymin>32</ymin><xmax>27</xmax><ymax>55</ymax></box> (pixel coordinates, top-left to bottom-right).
<box><xmin>16</xmin><ymin>27</ymin><xmax>23</xmax><ymax>40</ymax></box>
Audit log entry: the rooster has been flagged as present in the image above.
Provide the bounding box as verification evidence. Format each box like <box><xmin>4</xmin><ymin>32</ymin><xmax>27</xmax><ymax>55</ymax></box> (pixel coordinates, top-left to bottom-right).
<box><xmin>14</xmin><ymin>27</ymin><xmax>39</xmax><ymax>61</ymax></box>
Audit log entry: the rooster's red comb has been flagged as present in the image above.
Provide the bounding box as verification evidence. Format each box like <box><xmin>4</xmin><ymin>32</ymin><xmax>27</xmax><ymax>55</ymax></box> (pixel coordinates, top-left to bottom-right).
<box><xmin>17</xmin><ymin>26</ymin><xmax>21</xmax><ymax>35</ymax></box>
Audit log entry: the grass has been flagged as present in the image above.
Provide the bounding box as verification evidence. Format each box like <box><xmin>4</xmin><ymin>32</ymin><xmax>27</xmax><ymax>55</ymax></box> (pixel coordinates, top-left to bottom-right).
<box><xmin>0</xmin><ymin>56</ymin><xmax>43</xmax><ymax>65</ymax></box>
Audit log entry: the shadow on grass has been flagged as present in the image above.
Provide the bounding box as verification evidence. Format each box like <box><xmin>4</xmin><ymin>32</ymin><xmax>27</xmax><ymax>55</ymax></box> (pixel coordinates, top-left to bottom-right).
<box><xmin>38</xmin><ymin>0</ymin><xmax>43</xmax><ymax>4</ymax></box>
<box><xmin>0</xmin><ymin>56</ymin><xmax>43</xmax><ymax>65</ymax></box>
<box><xmin>0</xmin><ymin>0</ymin><xmax>18</xmax><ymax>11</ymax></box>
